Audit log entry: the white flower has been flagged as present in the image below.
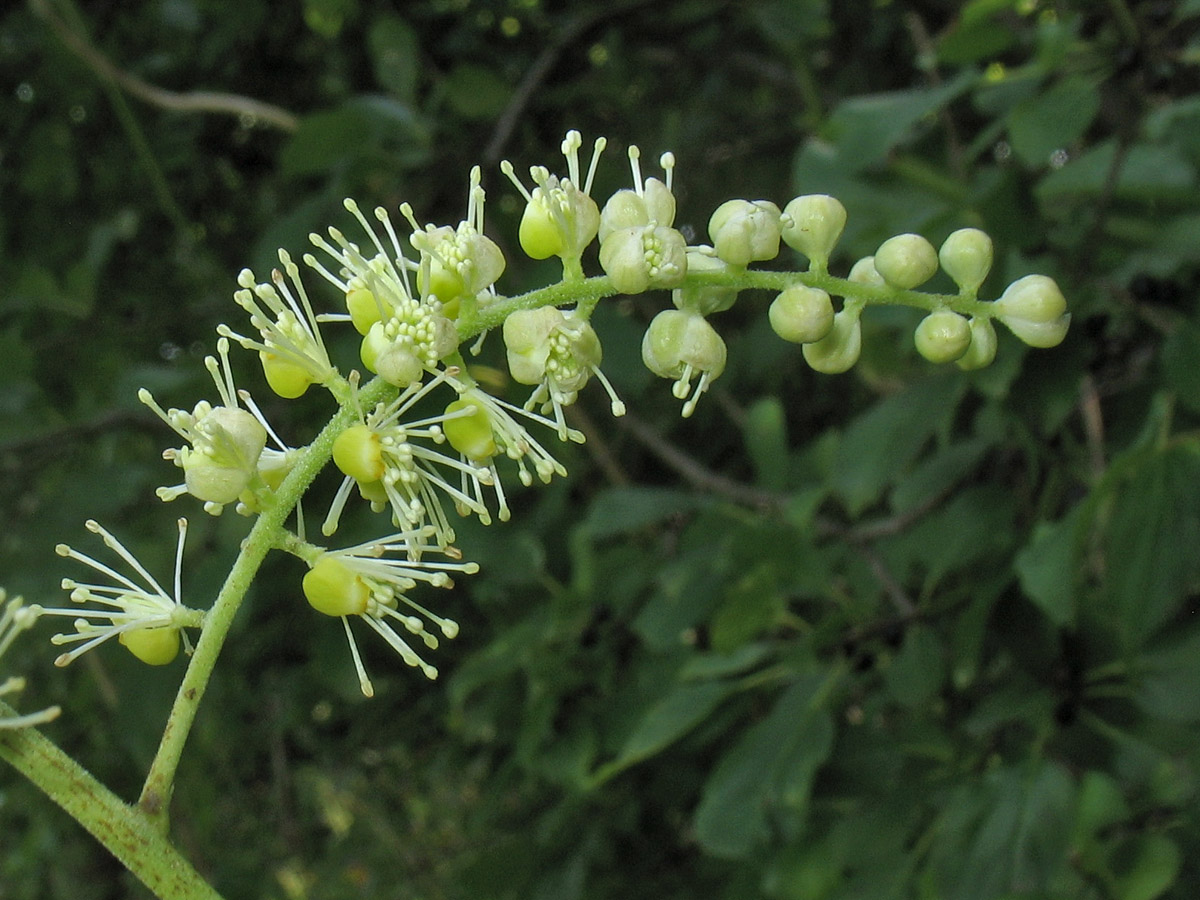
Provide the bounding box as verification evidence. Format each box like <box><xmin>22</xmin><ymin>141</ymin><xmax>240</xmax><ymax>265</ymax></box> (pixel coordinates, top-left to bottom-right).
<box><xmin>219</xmin><ymin>250</ymin><xmax>336</xmax><ymax>398</ymax></box>
<box><xmin>322</xmin><ymin>370</ymin><xmax>492</xmax><ymax>543</ymax></box>
<box><xmin>40</xmin><ymin>519</ymin><xmax>204</xmax><ymax>667</ymax></box>
<box><xmin>305</xmin><ymin>199</ymin><xmax>458</xmax><ymax>386</ymax></box>
<box><xmin>441</xmin><ymin>382</ymin><xmax>584</xmax><ymax>522</ymax></box>
<box><xmin>0</xmin><ymin>589</ymin><xmax>61</xmax><ymax>729</ymax></box>
<box><xmin>302</xmin><ymin>530</ymin><xmax>477</xmax><ymax>695</ymax></box>
<box><xmin>139</xmin><ymin>338</ymin><xmax>273</xmax><ymax>515</ymax></box>
<box><xmin>402</xmin><ymin>166</ymin><xmax>506</xmax><ymax>304</ymax></box>
<box><xmin>501</xmin><ymin>130</ymin><xmax>607</xmax><ymax>265</ymax></box>
<box><xmin>503</xmin><ymin>306</ymin><xmax>625</xmax><ymax>437</ymax></box>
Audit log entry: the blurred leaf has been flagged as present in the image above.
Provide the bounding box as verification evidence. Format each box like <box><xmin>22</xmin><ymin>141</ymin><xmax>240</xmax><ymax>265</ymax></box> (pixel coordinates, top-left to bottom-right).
<box><xmin>744</xmin><ymin>396</ymin><xmax>788</xmax><ymax>490</ymax></box>
<box><xmin>1014</xmin><ymin>503</ymin><xmax>1086</xmax><ymax>627</ymax></box>
<box><xmin>831</xmin><ymin>376</ymin><xmax>964</xmax><ymax>515</ymax></box>
<box><xmin>369</xmin><ymin>13</ymin><xmax>420</xmax><ymax>102</ymax></box>
<box><xmin>823</xmin><ymin>70</ymin><xmax>977</xmax><ymax>172</ymax></box>
<box><xmin>443</xmin><ymin>64</ymin><xmax>512</xmax><ymax>120</ymax></box>
<box><xmin>589</xmin><ymin>678</ymin><xmax>737</xmax><ymax>785</ymax></box>
<box><xmin>1114</xmin><ymin>835</ymin><xmax>1181</xmax><ymax>900</ymax></box>
<box><xmin>694</xmin><ymin>673</ymin><xmax>835</xmax><ymax>859</ymax></box>
<box><xmin>583</xmin><ymin>487</ymin><xmax>706</xmax><ymax>539</ymax></box>
<box><xmin>1135</xmin><ymin>621</ymin><xmax>1200</xmax><ymax>723</ymax></box>
<box><xmin>884</xmin><ymin>625</ymin><xmax>945</xmax><ymax>708</ymax></box>
<box><xmin>1036</xmin><ymin>140</ymin><xmax>1196</xmax><ymax>203</ymax></box>
<box><xmin>1007</xmin><ymin>75</ymin><xmax>1101</xmax><ymax>167</ymax></box>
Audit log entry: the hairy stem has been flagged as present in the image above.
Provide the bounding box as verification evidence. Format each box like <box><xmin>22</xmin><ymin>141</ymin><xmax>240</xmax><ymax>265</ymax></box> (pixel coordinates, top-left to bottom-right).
<box><xmin>138</xmin><ymin>375</ymin><xmax>395</xmax><ymax>829</ymax></box>
<box><xmin>0</xmin><ymin>702</ymin><xmax>221</xmax><ymax>900</ymax></box>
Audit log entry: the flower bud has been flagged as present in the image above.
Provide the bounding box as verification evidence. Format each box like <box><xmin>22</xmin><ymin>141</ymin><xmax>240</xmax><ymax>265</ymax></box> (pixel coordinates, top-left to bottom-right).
<box><xmin>598</xmin><ymin>179</ymin><xmax>677</xmax><ymax>240</ymax></box>
<box><xmin>181</xmin><ymin>406</ymin><xmax>269</xmax><ymax>505</ymax></box>
<box><xmin>119</xmin><ymin>625</ymin><xmax>181</xmax><ymax>666</ymax></box>
<box><xmin>332</xmin><ymin>424</ymin><xmax>385</xmax><ymax>484</ymax></box>
<box><xmin>672</xmin><ymin>250</ymin><xmax>738</xmax><ymax>315</ymax></box>
<box><xmin>599</xmin><ymin>224</ymin><xmax>687</xmax><ymax>294</ymax></box>
<box><xmin>502</xmin><ymin>307</ymin><xmax>565</xmax><ymax>385</ymax></box>
<box><xmin>873</xmin><ymin>234</ymin><xmax>939</xmax><ymax>289</ymax></box>
<box><xmin>707</xmin><ymin>199</ymin><xmax>782</xmax><ymax>267</ymax></box>
<box><xmin>768</xmin><ymin>285</ymin><xmax>834</xmax><ymax>344</ymax></box>
<box><xmin>182</xmin><ymin>454</ymin><xmax>253</xmax><ymax>506</ymax></box>
<box><xmin>802</xmin><ymin>307</ymin><xmax>862</xmax><ymax>374</ymax></box>
<box><xmin>641</xmin><ymin>309</ymin><xmax>727</xmax><ymax>416</ymax></box>
<box><xmin>848</xmin><ymin>256</ymin><xmax>886</xmax><ymax>287</ymax></box>
<box><xmin>939</xmin><ymin>228</ymin><xmax>993</xmax><ymax>295</ymax></box>
<box><xmin>993</xmin><ymin>275</ymin><xmax>1070</xmax><ymax>348</ymax></box>
<box><xmin>260</xmin><ymin>351</ymin><xmax>314</xmax><ymax>399</ymax></box>
<box><xmin>346</xmin><ymin>287</ymin><xmax>391</xmax><ymax>335</ymax></box>
<box><xmin>955</xmin><ymin>317</ymin><xmax>997</xmax><ymax>370</ymax></box>
<box><xmin>303</xmin><ymin>556</ymin><xmax>370</xmax><ymax>618</ymax></box>
<box><xmin>781</xmin><ymin>195</ymin><xmax>847</xmax><ymax>271</ymax></box>
<box><xmin>443</xmin><ymin>396</ymin><xmax>498</xmax><ymax>462</ymax></box>
<box><xmin>914</xmin><ymin>309</ymin><xmax>972</xmax><ymax>363</ymax></box>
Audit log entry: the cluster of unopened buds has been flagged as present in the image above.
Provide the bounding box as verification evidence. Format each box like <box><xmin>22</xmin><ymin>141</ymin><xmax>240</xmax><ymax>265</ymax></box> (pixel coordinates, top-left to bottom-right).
<box><xmin>6</xmin><ymin>130</ymin><xmax>1068</xmax><ymax>704</ymax></box>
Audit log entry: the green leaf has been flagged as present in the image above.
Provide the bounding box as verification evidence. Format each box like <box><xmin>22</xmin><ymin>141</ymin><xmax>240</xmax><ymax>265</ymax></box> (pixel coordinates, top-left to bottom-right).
<box><xmin>694</xmin><ymin>674</ymin><xmax>835</xmax><ymax>858</ymax></box>
<box><xmin>823</xmin><ymin>70</ymin><xmax>977</xmax><ymax>172</ymax></box>
<box><xmin>589</xmin><ymin>679</ymin><xmax>736</xmax><ymax>786</ymax></box>
<box><xmin>368</xmin><ymin>13</ymin><xmax>419</xmax><ymax>102</ymax></box>
<box><xmin>1007</xmin><ymin>75</ymin><xmax>1102</xmax><ymax>167</ymax></box>
<box><xmin>1036</xmin><ymin>140</ymin><xmax>1196</xmax><ymax>203</ymax></box>
<box><xmin>1014</xmin><ymin>503</ymin><xmax>1086</xmax><ymax>627</ymax></box>
<box><xmin>443</xmin><ymin>64</ymin><xmax>512</xmax><ymax>120</ymax></box>
<box><xmin>744</xmin><ymin>396</ymin><xmax>788</xmax><ymax>490</ymax></box>
<box><xmin>583</xmin><ymin>487</ymin><xmax>706</xmax><ymax>539</ymax></box>
<box><xmin>831</xmin><ymin>376</ymin><xmax>964</xmax><ymax>515</ymax></box>
<box><xmin>884</xmin><ymin>625</ymin><xmax>945</xmax><ymax>708</ymax></box>
<box><xmin>280</xmin><ymin>106</ymin><xmax>371</xmax><ymax>177</ymax></box>
<box><xmin>1135</xmin><ymin>621</ymin><xmax>1200</xmax><ymax>722</ymax></box>
<box><xmin>1114</xmin><ymin>835</ymin><xmax>1181</xmax><ymax>900</ymax></box>
<box><xmin>1101</xmin><ymin>442</ymin><xmax>1200</xmax><ymax>645</ymax></box>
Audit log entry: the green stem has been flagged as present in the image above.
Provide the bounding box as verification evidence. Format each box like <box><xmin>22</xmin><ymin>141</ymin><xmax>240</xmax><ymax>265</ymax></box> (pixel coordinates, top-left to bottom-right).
<box><xmin>461</xmin><ymin>267</ymin><xmax>992</xmax><ymax>340</ymax></box>
<box><xmin>138</xmin><ymin>375</ymin><xmax>396</xmax><ymax>829</ymax></box>
<box><xmin>0</xmin><ymin>702</ymin><xmax>221</xmax><ymax>900</ymax></box>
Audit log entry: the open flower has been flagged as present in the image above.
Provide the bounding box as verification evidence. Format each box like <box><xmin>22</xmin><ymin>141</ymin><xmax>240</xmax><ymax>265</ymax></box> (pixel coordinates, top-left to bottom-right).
<box><xmin>140</xmin><ymin>338</ymin><xmax>274</xmax><ymax>515</ymax></box>
<box><xmin>503</xmin><ymin>306</ymin><xmax>625</xmax><ymax>437</ymax></box>
<box><xmin>220</xmin><ymin>251</ymin><xmax>336</xmax><ymax>398</ymax></box>
<box><xmin>402</xmin><ymin>166</ymin><xmax>506</xmax><ymax>305</ymax></box>
<box><xmin>0</xmin><ymin>589</ymin><xmax>61</xmax><ymax>729</ymax></box>
<box><xmin>306</xmin><ymin>199</ymin><xmax>459</xmax><ymax>386</ymax></box>
<box><xmin>302</xmin><ymin>530</ymin><xmax>477</xmax><ymax>695</ymax></box>
<box><xmin>501</xmin><ymin>130</ymin><xmax>607</xmax><ymax>267</ymax></box>
<box><xmin>322</xmin><ymin>370</ymin><xmax>492</xmax><ymax>543</ymax></box>
<box><xmin>441</xmin><ymin>383</ymin><xmax>583</xmax><ymax>522</ymax></box>
<box><xmin>40</xmin><ymin>519</ymin><xmax>205</xmax><ymax>667</ymax></box>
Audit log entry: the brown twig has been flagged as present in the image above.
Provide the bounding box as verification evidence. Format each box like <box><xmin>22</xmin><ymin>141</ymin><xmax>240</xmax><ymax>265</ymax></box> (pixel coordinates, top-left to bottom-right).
<box><xmin>31</xmin><ymin>0</ymin><xmax>299</xmax><ymax>132</ymax></box>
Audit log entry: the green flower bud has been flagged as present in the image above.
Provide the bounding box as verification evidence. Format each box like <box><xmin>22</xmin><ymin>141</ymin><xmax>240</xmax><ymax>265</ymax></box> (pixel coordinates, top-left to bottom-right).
<box><xmin>781</xmin><ymin>195</ymin><xmax>847</xmax><ymax>271</ymax></box>
<box><xmin>180</xmin><ymin>406</ymin><xmax>268</xmax><ymax>505</ymax></box>
<box><xmin>848</xmin><ymin>256</ymin><xmax>886</xmax><ymax>287</ymax></box>
<box><xmin>708</xmin><ymin>199</ymin><xmax>782</xmax><ymax>267</ymax></box>
<box><xmin>768</xmin><ymin>285</ymin><xmax>834</xmax><ymax>344</ymax></box>
<box><xmin>303</xmin><ymin>556</ymin><xmax>370</xmax><ymax>618</ymax></box>
<box><xmin>598</xmin><ymin>179</ymin><xmax>677</xmax><ymax>241</ymax></box>
<box><xmin>955</xmin><ymin>317</ymin><xmax>997</xmax><ymax>371</ymax></box>
<box><xmin>672</xmin><ymin>250</ymin><xmax>738</xmax><ymax>315</ymax></box>
<box><xmin>443</xmin><ymin>396</ymin><xmax>498</xmax><ymax>462</ymax></box>
<box><xmin>641</xmin><ymin>309</ymin><xmax>727</xmax><ymax>417</ymax></box>
<box><xmin>914</xmin><ymin>309</ymin><xmax>972</xmax><ymax>363</ymax></box>
<box><xmin>938</xmin><ymin>228</ymin><xmax>993</xmax><ymax>295</ymax></box>
<box><xmin>260</xmin><ymin>351</ymin><xmax>314</xmax><ymax>399</ymax></box>
<box><xmin>599</xmin><ymin>224</ymin><xmax>688</xmax><ymax>294</ymax></box>
<box><xmin>873</xmin><ymin>234</ymin><xmax>939</xmax><ymax>289</ymax></box>
<box><xmin>502</xmin><ymin>307</ymin><xmax>565</xmax><ymax>386</ymax></box>
<box><xmin>802</xmin><ymin>307</ymin><xmax>862</xmax><ymax>374</ymax></box>
<box><xmin>346</xmin><ymin>287</ymin><xmax>391</xmax><ymax>335</ymax></box>
<box><xmin>119</xmin><ymin>625</ymin><xmax>181</xmax><ymax>666</ymax></box>
<box><xmin>332</xmin><ymin>424</ymin><xmax>385</xmax><ymax>484</ymax></box>
<box><xmin>993</xmin><ymin>274</ymin><xmax>1070</xmax><ymax>348</ymax></box>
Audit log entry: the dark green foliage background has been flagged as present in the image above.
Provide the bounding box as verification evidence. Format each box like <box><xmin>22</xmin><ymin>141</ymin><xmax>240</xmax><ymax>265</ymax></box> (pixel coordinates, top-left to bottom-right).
<box><xmin>3</xmin><ymin>0</ymin><xmax>1200</xmax><ymax>898</ymax></box>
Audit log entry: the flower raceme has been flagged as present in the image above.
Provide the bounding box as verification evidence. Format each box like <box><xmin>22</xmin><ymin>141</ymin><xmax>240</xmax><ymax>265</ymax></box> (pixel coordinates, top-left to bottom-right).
<box><xmin>58</xmin><ymin>129</ymin><xmax>1069</xmax><ymax>695</ymax></box>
